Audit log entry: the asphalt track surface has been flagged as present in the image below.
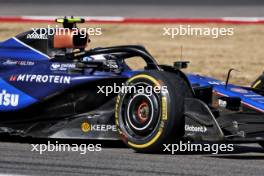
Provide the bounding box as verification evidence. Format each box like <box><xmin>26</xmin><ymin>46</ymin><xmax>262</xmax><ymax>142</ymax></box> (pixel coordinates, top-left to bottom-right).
<box><xmin>0</xmin><ymin>137</ymin><xmax>264</xmax><ymax>176</ymax></box>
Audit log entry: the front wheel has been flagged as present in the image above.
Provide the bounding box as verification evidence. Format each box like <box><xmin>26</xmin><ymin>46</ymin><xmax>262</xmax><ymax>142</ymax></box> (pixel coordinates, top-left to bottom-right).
<box><xmin>115</xmin><ymin>71</ymin><xmax>192</xmax><ymax>152</ymax></box>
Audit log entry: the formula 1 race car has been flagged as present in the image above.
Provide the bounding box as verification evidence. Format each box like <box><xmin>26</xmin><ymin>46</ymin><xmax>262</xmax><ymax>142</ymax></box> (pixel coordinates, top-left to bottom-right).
<box><xmin>0</xmin><ymin>17</ymin><xmax>264</xmax><ymax>152</ymax></box>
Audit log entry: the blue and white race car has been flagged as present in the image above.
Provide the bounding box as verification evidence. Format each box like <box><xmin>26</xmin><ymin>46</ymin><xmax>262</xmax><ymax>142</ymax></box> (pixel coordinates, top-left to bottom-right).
<box><xmin>0</xmin><ymin>17</ymin><xmax>264</xmax><ymax>152</ymax></box>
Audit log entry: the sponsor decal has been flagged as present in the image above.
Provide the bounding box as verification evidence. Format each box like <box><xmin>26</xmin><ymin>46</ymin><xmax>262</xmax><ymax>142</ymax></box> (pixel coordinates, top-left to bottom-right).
<box><xmin>230</xmin><ymin>88</ymin><xmax>248</xmax><ymax>94</ymax></box>
<box><xmin>208</xmin><ymin>81</ymin><xmax>225</xmax><ymax>85</ymax></box>
<box><xmin>0</xmin><ymin>89</ymin><xmax>19</xmax><ymax>107</ymax></box>
<box><xmin>81</xmin><ymin>122</ymin><xmax>91</xmax><ymax>133</ymax></box>
<box><xmin>50</xmin><ymin>63</ymin><xmax>76</xmax><ymax>71</ymax></box>
<box><xmin>1</xmin><ymin>60</ymin><xmax>35</xmax><ymax>66</ymax></box>
<box><xmin>90</xmin><ymin>124</ymin><xmax>117</xmax><ymax>132</ymax></box>
<box><xmin>244</xmin><ymin>94</ymin><xmax>261</xmax><ymax>97</ymax></box>
<box><xmin>161</xmin><ymin>97</ymin><xmax>167</xmax><ymax>120</ymax></box>
<box><xmin>27</xmin><ymin>33</ymin><xmax>48</xmax><ymax>40</ymax></box>
<box><xmin>185</xmin><ymin>124</ymin><xmax>207</xmax><ymax>133</ymax></box>
<box><xmin>9</xmin><ymin>74</ymin><xmax>71</xmax><ymax>84</ymax></box>
<box><xmin>81</xmin><ymin>121</ymin><xmax>117</xmax><ymax>133</ymax></box>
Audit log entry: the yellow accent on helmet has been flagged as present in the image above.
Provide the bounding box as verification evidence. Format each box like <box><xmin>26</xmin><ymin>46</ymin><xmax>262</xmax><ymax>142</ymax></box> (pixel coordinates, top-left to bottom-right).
<box><xmin>55</xmin><ymin>17</ymin><xmax>85</xmax><ymax>23</ymax></box>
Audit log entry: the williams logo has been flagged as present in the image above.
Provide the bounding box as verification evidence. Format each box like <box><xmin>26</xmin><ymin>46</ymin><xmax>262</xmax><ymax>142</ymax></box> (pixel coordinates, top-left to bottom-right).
<box><xmin>9</xmin><ymin>74</ymin><xmax>71</xmax><ymax>84</ymax></box>
<box><xmin>50</xmin><ymin>63</ymin><xmax>76</xmax><ymax>71</ymax></box>
<box><xmin>0</xmin><ymin>89</ymin><xmax>19</xmax><ymax>107</ymax></box>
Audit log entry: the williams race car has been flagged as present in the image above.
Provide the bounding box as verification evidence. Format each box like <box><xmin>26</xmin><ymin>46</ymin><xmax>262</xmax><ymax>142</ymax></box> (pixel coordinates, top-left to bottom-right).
<box><xmin>0</xmin><ymin>17</ymin><xmax>264</xmax><ymax>152</ymax></box>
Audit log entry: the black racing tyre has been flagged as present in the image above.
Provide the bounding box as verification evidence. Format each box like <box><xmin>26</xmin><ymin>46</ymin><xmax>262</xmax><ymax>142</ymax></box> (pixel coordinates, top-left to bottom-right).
<box><xmin>115</xmin><ymin>71</ymin><xmax>193</xmax><ymax>152</ymax></box>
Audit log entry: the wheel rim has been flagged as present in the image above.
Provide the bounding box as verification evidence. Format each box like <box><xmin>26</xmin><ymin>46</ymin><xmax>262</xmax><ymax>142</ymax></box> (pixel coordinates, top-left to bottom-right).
<box><xmin>120</xmin><ymin>81</ymin><xmax>161</xmax><ymax>138</ymax></box>
<box><xmin>127</xmin><ymin>94</ymin><xmax>154</xmax><ymax>132</ymax></box>
<box><xmin>136</xmin><ymin>101</ymin><xmax>149</xmax><ymax>123</ymax></box>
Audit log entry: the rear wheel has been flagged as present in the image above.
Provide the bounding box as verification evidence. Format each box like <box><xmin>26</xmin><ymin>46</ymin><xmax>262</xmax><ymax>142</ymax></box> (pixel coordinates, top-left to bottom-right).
<box><xmin>115</xmin><ymin>71</ymin><xmax>193</xmax><ymax>152</ymax></box>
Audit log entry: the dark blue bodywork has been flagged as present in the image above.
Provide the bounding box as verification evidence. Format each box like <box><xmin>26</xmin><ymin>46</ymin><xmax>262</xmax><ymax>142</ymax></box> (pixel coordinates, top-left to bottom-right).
<box><xmin>0</xmin><ymin>37</ymin><xmax>134</xmax><ymax>111</ymax></box>
<box><xmin>187</xmin><ymin>74</ymin><xmax>264</xmax><ymax>113</ymax></box>
<box><xmin>0</xmin><ymin>36</ymin><xmax>264</xmax><ymax>115</ymax></box>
